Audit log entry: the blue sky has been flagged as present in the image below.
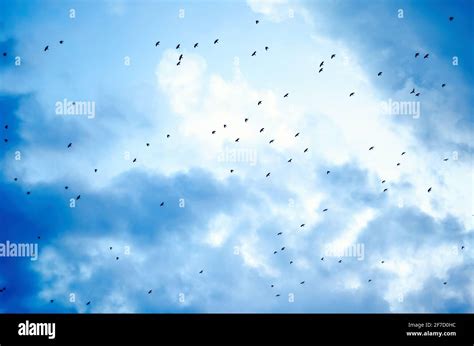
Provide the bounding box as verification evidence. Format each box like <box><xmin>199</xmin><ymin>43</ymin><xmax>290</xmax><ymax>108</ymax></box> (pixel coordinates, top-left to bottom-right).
<box><xmin>0</xmin><ymin>0</ymin><xmax>472</xmax><ymax>313</ymax></box>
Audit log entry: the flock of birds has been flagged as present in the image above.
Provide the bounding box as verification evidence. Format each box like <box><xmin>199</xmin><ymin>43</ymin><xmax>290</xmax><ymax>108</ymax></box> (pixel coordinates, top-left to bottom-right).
<box><xmin>0</xmin><ymin>13</ymin><xmax>467</xmax><ymax>308</ymax></box>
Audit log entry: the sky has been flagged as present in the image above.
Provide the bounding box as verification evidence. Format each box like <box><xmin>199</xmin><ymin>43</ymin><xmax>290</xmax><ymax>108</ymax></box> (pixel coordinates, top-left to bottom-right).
<box><xmin>0</xmin><ymin>0</ymin><xmax>472</xmax><ymax>313</ymax></box>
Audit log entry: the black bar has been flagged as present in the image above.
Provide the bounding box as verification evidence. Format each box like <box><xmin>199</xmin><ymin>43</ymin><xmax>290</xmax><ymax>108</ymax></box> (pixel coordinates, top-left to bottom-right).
<box><xmin>0</xmin><ymin>313</ymin><xmax>472</xmax><ymax>345</ymax></box>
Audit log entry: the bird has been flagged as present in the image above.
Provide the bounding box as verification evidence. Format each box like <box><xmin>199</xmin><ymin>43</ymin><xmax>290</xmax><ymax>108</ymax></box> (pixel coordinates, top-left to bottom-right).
<box><xmin>266</xmin><ymin>172</ymin><xmax>271</xmax><ymax>177</ymax></box>
<box><xmin>59</xmin><ymin>40</ymin><xmax>64</xmax><ymax>44</ymax></box>
<box><xmin>442</xmin><ymin>83</ymin><xmax>446</xmax><ymax>88</ymax></box>
<box><xmin>148</xmin><ymin>290</ymin><xmax>152</xmax><ymax>294</ymax></box>
<box><xmin>67</xmin><ymin>143</ymin><xmax>72</xmax><ymax>148</ymax></box>
<box><xmin>260</xmin><ymin>128</ymin><xmax>264</xmax><ymax>133</ymax></box>
<box><xmin>415</xmin><ymin>92</ymin><xmax>420</xmax><ymax>96</ymax></box>
<box><xmin>349</xmin><ymin>92</ymin><xmax>355</xmax><ymax>97</ymax></box>
<box><xmin>109</xmin><ymin>247</ymin><xmax>112</xmax><ymax>250</ymax></box>
<box><xmin>64</xmin><ymin>186</ymin><xmax>68</xmax><ymax>189</ymax></box>
<box><xmin>304</xmin><ymin>148</ymin><xmax>308</xmax><ymax>153</ymax></box>
<box><xmin>251</xmin><ymin>51</ymin><xmax>256</xmax><ymax>56</ymax></box>
<box><xmin>211</xmin><ymin>130</ymin><xmax>216</xmax><ymax>134</ymax></box>
<box><xmin>443</xmin><ymin>282</ymin><xmax>447</xmax><ymax>285</ymax></box>
<box><xmin>331</xmin><ymin>54</ymin><xmax>336</xmax><ymax>59</ymax></box>
<box><xmin>424</xmin><ymin>53</ymin><xmax>429</xmax><ymax>59</ymax></box>
<box><xmin>86</xmin><ymin>301</ymin><xmax>91</xmax><ymax>306</ymax></box>
<box><xmin>281</xmin><ymin>247</ymin><xmax>285</xmax><ymax>251</ymax></box>
<box><xmin>338</xmin><ymin>260</ymin><xmax>342</xmax><ymax>263</ymax></box>
<box><xmin>50</xmin><ymin>299</ymin><xmax>54</xmax><ymax>303</ymax></box>
<box><xmin>321</xmin><ymin>257</ymin><xmax>324</xmax><ymax>261</ymax></box>
<box><xmin>410</xmin><ymin>88</ymin><xmax>415</xmax><ymax>94</ymax></box>
<box><xmin>4</xmin><ymin>138</ymin><xmax>8</xmax><ymax>143</ymax></box>
<box><xmin>381</xmin><ymin>180</ymin><xmax>386</xmax><ymax>184</ymax></box>
<box><xmin>265</xmin><ymin>46</ymin><xmax>269</xmax><ymax>51</ymax></box>
<box><xmin>369</xmin><ymin>146</ymin><xmax>374</xmax><ymax>150</ymax></box>
<box><xmin>179</xmin><ymin>54</ymin><xmax>183</xmax><ymax>60</ymax></box>
<box><xmin>271</xmin><ymin>284</ymin><xmax>274</xmax><ymax>288</ymax></box>
<box><xmin>176</xmin><ymin>61</ymin><xmax>181</xmax><ymax>66</ymax></box>
<box><xmin>397</xmin><ymin>163</ymin><xmax>400</xmax><ymax>166</ymax></box>
<box><xmin>289</xmin><ymin>261</ymin><xmax>293</xmax><ymax>264</ymax></box>
<box><xmin>319</xmin><ymin>68</ymin><xmax>323</xmax><ymax>73</ymax></box>
<box><xmin>146</xmin><ymin>143</ymin><xmax>150</xmax><ymax>146</ymax></box>
<box><xmin>167</xmin><ymin>134</ymin><xmax>170</xmax><ymax>138</ymax></box>
<box><xmin>133</xmin><ymin>158</ymin><xmax>137</xmax><ymax>163</ymax></box>
<box><xmin>230</xmin><ymin>169</ymin><xmax>234</xmax><ymax>173</ymax></box>
<box><xmin>14</xmin><ymin>178</ymin><xmax>18</xmax><ymax>181</ymax></box>
<box><xmin>326</xmin><ymin>170</ymin><xmax>330</xmax><ymax>174</ymax></box>
<box><xmin>427</xmin><ymin>187</ymin><xmax>432</xmax><ymax>192</ymax></box>
<box><xmin>176</xmin><ymin>44</ymin><xmax>180</xmax><ymax>49</ymax></box>
<box><xmin>194</xmin><ymin>43</ymin><xmax>198</xmax><ymax>48</ymax></box>
<box><xmin>383</xmin><ymin>188</ymin><xmax>388</xmax><ymax>192</ymax></box>
<box><xmin>199</xmin><ymin>270</ymin><xmax>204</xmax><ymax>274</ymax></box>
<box><xmin>273</xmin><ymin>251</ymin><xmax>277</xmax><ymax>254</ymax></box>
<box><xmin>300</xmin><ymin>281</ymin><xmax>305</xmax><ymax>285</ymax></box>
<box><xmin>320</xmin><ymin>61</ymin><xmax>324</xmax><ymax>67</ymax></box>
<box><xmin>257</xmin><ymin>100</ymin><xmax>262</xmax><ymax>105</ymax></box>
<box><xmin>284</xmin><ymin>93</ymin><xmax>289</xmax><ymax>98</ymax></box>
<box><xmin>223</xmin><ymin>124</ymin><xmax>227</xmax><ymax>128</ymax></box>
<box><xmin>323</xmin><ymin>208</ymin><xmax>328</xmax><ymax>212</ymax></box>
<box><xmin>160</xmin><ymin>202</ymin><xmax>164</xmax><ymax>207</ymax></box>
<box><xmin>415</xmin><ymin>52</ymin><xmax>419</xmax><ymax>58</ymax></box>
<box><xmin>300</xmin><ymin>224</ymin><xmax>305</xmax><ymax>227</ymax></box>
<box><xmin>378</xmin><ymin>72</ymin><xmax>382</xmax><ymax>76</ymax></box>
<box><xmin>4</xmin><ymin>125</ymin><xmax>7</xmax><ymax>129</ymax></box>
<box><xmin>2</xmin><ymin>52</ymin><xmax>6</xmax><ymax>57</ymax></box>
<box><xmin>155</xmin><ymin>41</ymin><xmax>160</xmax><ymax>47</ymax></box>
<box><xmin>381</xmin><ymin>261</ymin><xmax>385</xmax><ymax>264</ymax></box>
<box><xmin>295</xmin><ymin>132</ymin><xmax>300</xmax><ymax>137</ymax></box>
<box><xmin>214</xmin><ymin>39</ymin><xmax>219</xmax><ymax>44</ymax></box>
<box><xmin>269</xmin><ymin>139</ymin><xmax>274</xmax><ymax>144</ymax></box>
<box><xmin>235</xmin><ymin>138</ymin><xmax>240</xmax><ymax>142</ymax></box>
<box><xmin>449</xmin><ymin>16</ymin><xmax>454</xmax><ymax>21</ymax></box>
<box><xmin>275</xmin><ymin>294</ymin><xmax>280</xmax><ymax>297</ymax></box>
<box><xmin>277</xmin><ymin>232</ymin><xmax>282</xmax><ymax>235</ymax></box>
<box><xmin>461</xmin><ymin>246</ymin><xmax>465</xmax><ymax>250</ymax></box>
<box><xmin>244</xmin><ymin>118</ymin><xmax>248</xmax><ymax>122</ymax></box>
<box><xmin>288</xmin><ymin>158</ymin><xmax>292</xmax><ymax>163</ymax></box>
<box><xmin>256</xmin><ymin>20</ymin><xmax>259</xmax><ymax>24</ymax></box>
<box><xmin>401</xmin><ymin>152</ymin><xmax>406</xmax><ymax>155</ymax></box>
<box><xmin>94</xmin><ymin>169</ymin><xmax>98</xmax><ymax>173</ymax></box>
<box><xmin>368</xmin><ymin>279</ymin><xmax>372</xmax><ymax>283</ymax></box>
<box><xmin>26</xmin><ymin>191</ymin><xmax>31</xmax><ymax>195</ymax></box>
<box><xmin>44</xmin><ymin>45</ymin><xmax>49</xmax><ymax>51</ymax></box>
<box><xmin>76</xmin><ymin>195</ymin><xmax>81</xmax><ymax>200</ymax></box>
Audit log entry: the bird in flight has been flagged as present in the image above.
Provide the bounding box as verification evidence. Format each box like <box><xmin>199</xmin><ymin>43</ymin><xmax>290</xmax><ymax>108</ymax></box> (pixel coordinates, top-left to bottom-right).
<box><xmin>300</xmin><ymin>281</ymin><xmax>305</xmax><ymax>285</ymax></box>
<box><xmin>326</xmin><ymin>170</ymin><xmax>330</xmax><ymax>174</ymax></box>
<box><xmin>148</xmin><ymin>290</ymin><xmax>152</xmax><ymax>294</ymax></box>
<box><xmin>179</xmin><ymin>54</ymin><xmax>183</xmax><ymax>61</ymax></box>
<box><xmin>424</xmin><ymin>53</ymin><xmax>429</xmax><ymax>59</ymax></box>
<box><xmin>277</xmin><ymin>232</ymin><xmax>282</xmax><ymax>235</ymax></box>
<box><xmin>194</xmin><ymin>43</ymin><xmax>198</xmax><ymax>48</ymax></box>
<box><xmin>319</xmin><ymin>68</ymin><xmax>323</xmax><ymax>73</ymax></box>
<box><xmin>176</xmin><ymin>44</ymin><xmax>180</xmax><ymax>49</ymax></box>
<box><xmin>322</xmin><ymin>208</ymin><xmax>328</xmax><ymax>212</ymax></box>
<box><xmin>288</xmin><ymin>158</ymin><xmax>292</xmax><ymax>163</ymax></box>
<box><xmin>211</xmin><ymin>130</ymin><xmax>216</xmax><ymax>134</ymax></box>
<box><xmin>67</xmin><ymin>143</ymin><xmax>72</xmax><ymax>148</ymax></box>
<box><xmin>59</xmin><ymin>40</ymin><xmax>64</xmax><ymax>44</ymax></box>
<box><xmin>295</xmin><ymin>132</ymin><xmax>300</xmax><ymax>137</ymax></box>
<box><xmin>383</xmin><ymin>188</ymin><xmax>388</xmax><ymax>192</ymax></box>
<box><xmin>160</xmin><ymin>202</ymin><xmax>164</xmax><ymax>207</ymax></box>
<box><xmin>260</xmin><ymin>128</ymin><xmax>264</xmax><ymax>133</ymax></box>
<box><xmin>401</xmin><ymin>152</ymin><xmax>406</xmax><ymax>155</ymax></box>
<box><xmin>235</xmin><ymin>138</ymin><xmax>240</xmax><ymax>142</ymax></box>
<box><xmin>427</xmin><ymin>187</ymin><xmax>432</xmax><ymax>192</ymax></box>
<box><xmin>415</xmin><ymin>52</ymin><xmax>420</xmax><ymax>58</ymax></box>
<box><xmin>442</xmin><ymin>83</ymin><xmax>446</xmax><ymax>88</ymax></box>
<box><xmin>304</xmin><ymin>148</ymin><xmax>308</xmax><ymax>153</ymax></box>
<box><xmin>410</xmin><ymin>88</ymin><xmax>415</xmax><ymax>94</ymax></box>
<box><xmin>155</xmin><ymin>41</ymin><xmax>160</xmax><ymax>46</ymax></box>
<box><xmin>265</xmin><ymin>46</ymin><xmax>269</xmax><ymax>51</ymax></box>
<box><xmin>199</xmin><ymin>270</ymin><xmax>204</xmax><ymax>274</ymax></box>
<box><xmin>44</xmin><ymin>45</ymin><xmax>49</xmax><ymax>51</ymax></box>
<box><xmin>449</xmin><ymin>16</ymin><xmax>454</xmax><ymax>21</ymax></box>
<box><xmin>300</xmin><ymin>224</ymin><xmax>305</xmax><ymax>227</ymax></box>
<box><xmin>256</xmin><ymin>20</ymin><xmax>259</xmax><ymax>24</ymax></box>
<box><xmin>257</xmin><ymin>100</ymin><xmax>262</xmax><ymax>105</ymax></box>
<box><xmin>214</xmin><ymin>39</ymin><xmax>219</xmax><ymax>44</ymax></box>
<box><xmin>266</xmin><ymin>172</ymin><xmax>271</xmax><ymax>177</ymax></box>
<box><xmin>284</xmin><ymin>93</ymin><xmax>289</xmax><ymax>97</ymax></box>
<box><xmin>269</xmin><ymin>139</ymin><xmax>274</xmax><ymax>144</ymax></box>
<box><xmin>320</xmin><ymin>61</ymin><xmax>324</xmax><ymax>67</ymax></box>
<box><xmin>378</xmin><ymin>72</ymin><xmax>382</xmax><ymax>76</ymax></box>
<box><xmin>349</xmin><ymin>92</ymin><xmax>355</xmax><ymax>97</ymax></box>
<box><xmin>331</xmin><ymin>54</ymin><xmax>336</xmax><ymax>59</ymax></box>
<box><xmin>369</xmin><ymin>146</ymin><xmax>374</xmax><ymax>150</ymax></box>
<box><xmin>252</xmin><ymin>51</ymin><xmax>256</xmax><ymax>56</ymax></box>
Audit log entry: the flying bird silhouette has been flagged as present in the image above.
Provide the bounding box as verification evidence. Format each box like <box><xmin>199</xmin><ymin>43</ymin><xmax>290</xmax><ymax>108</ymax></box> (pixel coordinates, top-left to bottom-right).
<box><xmin>427</xmin><ymin>187</ymin><xmax>432</xmax><ymax>192</ymax></box>
<box><xmin>199</xmin><ymin>270</ymin><xmax>204</xmax><ymax>274</ymax></box>
<box><xmin>326</xmin><ymin>170</ymin><xmax>330</xmax><ymax>174</ymax></box>
<box><xmin>304</xmin><ymin>148</ymin><xmax>308</xmax><ymax>153</ymax></box>
<box><xmin>176</xmin><ymin>44</ymin><xmax>180</xmax><ymax>49</ymax></box>
<box><xmin>59</xmin><ymin>40</ymin><xmax>64</xmax><ymax>44</ymax></box>
<box><xmin>257</xmin><ymin>100</ymin><xmax>262</xmax><ymax>105</ymax></box>
<box><xmin>160</xmin><ymin>202</ymin><xmax>164</xmax><ymax>207</ymax></box>
<box><xmin>369</xmin><ymin>146</ymin><xmax>374</xmax><ymax>150</ymax></box>
<box><xmin>349</xmin><ymin>92</ymin><xmax>355</xmax><ymax>97</ymax></box>
<box><xmin>320</xmin><ymin>61</ymin><xmax>324</xmax><ymax>67</ymax></box>
<box><xmin>148</xmin><ymin>290</ymin><xmax>152</xmax><ymax>294</ymax></box>
<box><xmin>252</xmin><ymin>51</ymin><xmax>256</xmax><ymax>56</ymax></box>
<box><xmin>260</xmin><ymin>128</ymin><xmax>264</xmax><ymax>133</ymax></box>
<box><xmin>266</xmin><ymin>172</ymin><xmax>271</xmax><ymax>177</ymax></box>
<box><xmin>300</xmin><ymin>281</ymin><xmax>305</xmax><ymax>285</ymax></box>
<box><xmin>383</xmin><ymin>188</ymin><xmax>388</xmax><ymax>192</ymax></box>
<box><xmin>331</xmin><ymin>54</ymin><xmax>336</xmax><ymax>59</ymax></box>
<box><xmin>265</xmin><ymin>46</ymin><xmax>269</xmax><ymax>51</ymax></box>
<box><xmin>67</xmin><ymin>143</ymin><xmax>72</xmax><ymax>148</ymax></box>
<box><xmin>288</xmin><ymin>158</ymin><xmax>292</xmax><ymax>163</ymax></box>
<box><xmin>235</xmin><ymin>138</ymin><xmax>240</xmax><ymax>142</ymax></box>
<box><xmin>441</xmin><ymin>83</ymin><xmax>446</xmax><ymax>88</ymax></box>
<box><xmin>284</xmin><ymin>93</ymin><xmax>289</xmax><ymax>97</ymax></box>
<box><xmin>410</xmin><ymin>88</ymin><xmax>415</xmax><ymax>94</ymax></box>
<box><xmin>269</xmin><ymin>139</ymin><xmax>274</xmax><ymax>144</ymax></box>
<box><xmin>256</xmin><ymin>20</ymin><xmax>259</xmax><ymax>24</ymax></box>
<box><xmin>424</xmin><ymin>53</ymin><xmax>429</xmax><ymax>59</ymax></box>
<box><xmin>449</xmin><ymin>16</ymin><xmax>454</xmax><ymax>21</ymax></box>
<box><xmin>214</xmin><ymin>39</ymin><xmax>219</xmax><ymax>44</ymax></box>
<box><xmin>415</xmin><ymin>52</ymin><xmax>419</xmax><ymax>58</ymax></box>
<box><xmin>378</xmin><ymin>72</ymin><xmax>382</xmax><ymax>76</ymax></box>
<box><xmin>319</xmin><ymin>68</ymin><xmax>323</xmax><ymax>73</ymax></box>
<box><xmin>300</xmin><ymin>224</ymin><xmax>305</xmax><ymax>227</ymax></box>
<box><xmin>155</xmin><ymin>41</ymin><xmax>160</xmax><ymax>46</ymax></box>
<box><xmin>44</xmin><ymin>45</ymin><xmax>49</xmax><ymax>51</ymax></box>
<box><xmin>194</xmin><ymin>43</ymin><xmax>198</xmax><ymax>48</ymax></box>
